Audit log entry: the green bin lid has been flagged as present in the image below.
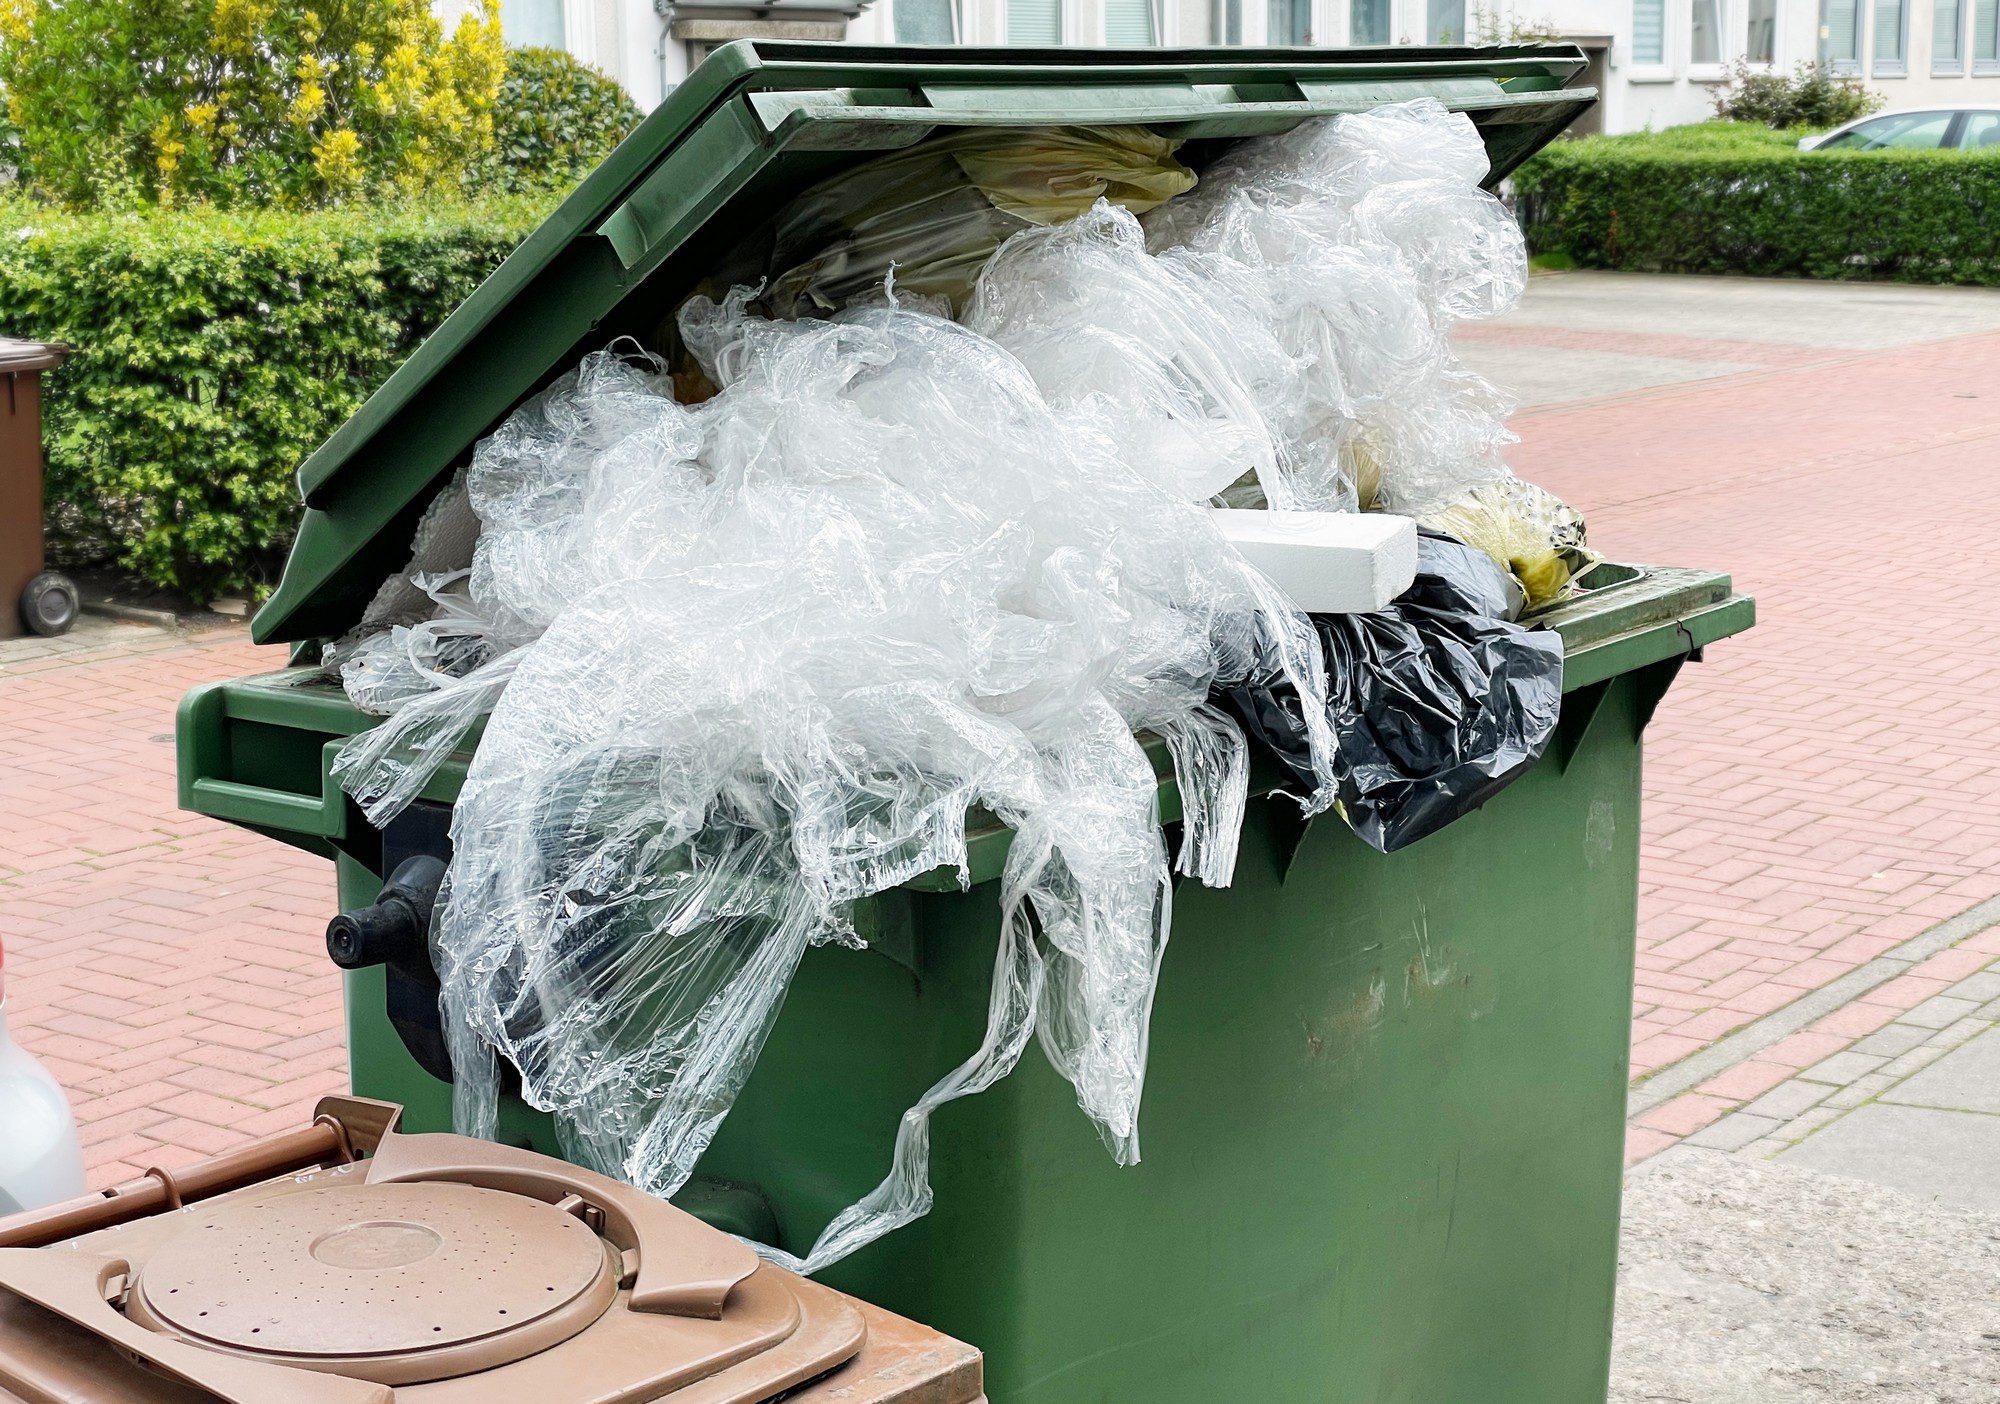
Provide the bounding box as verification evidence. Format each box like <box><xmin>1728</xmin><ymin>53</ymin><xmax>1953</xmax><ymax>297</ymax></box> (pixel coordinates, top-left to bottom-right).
<box><xmin>253</xmin><ymin>40</ymin><xmax>1594</xmax><ymax>645</ymax></box>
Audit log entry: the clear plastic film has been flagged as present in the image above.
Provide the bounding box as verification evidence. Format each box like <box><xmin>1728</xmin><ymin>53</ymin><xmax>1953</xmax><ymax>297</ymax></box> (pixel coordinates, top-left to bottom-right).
<box><xmin>1143</xmin><ymin>98</ymin><xmax>1589</xmax><ymax>603</ymax></box>
<box><xmin>322</xmin><ymin>97</ymin><xmax>1604</xmax><ymax>1277</ymax></box>
<box><xmin>338</xmin><ymin>299</ymin><xmax>1338</xmax><ymax>1275</ymax></box>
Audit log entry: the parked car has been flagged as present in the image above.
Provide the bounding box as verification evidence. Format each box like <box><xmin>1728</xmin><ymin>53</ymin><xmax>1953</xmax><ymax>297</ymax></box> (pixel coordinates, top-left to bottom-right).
<box><xmin>0</xmin><ymin>939</ymin><xmax>85</xmax><ymax>1213</ymax></box>
<box><xmin>1800</xmin><ymin>106</ymin><xmax>2000</xmax><ymax>152</ymax></box>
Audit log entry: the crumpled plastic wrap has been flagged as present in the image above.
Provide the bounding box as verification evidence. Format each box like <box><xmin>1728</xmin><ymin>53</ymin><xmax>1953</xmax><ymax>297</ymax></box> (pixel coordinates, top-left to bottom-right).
<box><xmin>1222</xmin><ymin>532</ymin><xmax>1565</xmax><ymax>853</ymax></box>
<box><xmin>324</xmin><ymin>96</ymin><xmax>1595</xmax><ymax>1274</ymax></box>
<box><xmin>962</xmin><ymin>201</ymin><xmax>1282</xmax><ymax>505</ymax></box>
<box><xmin>1144</xmin><ymin>98</ymin><xmax>1588</xmax><ymax>604</ymax></box>
<box><xmin>336</xmin><ymin>307</ymin><xmax>1338</xmax><ymax>1273</ymax></box>
<box><xmin>766</xmin><ymin>125</ymin><xmax>1196</xmax><ymax>319</ymax></box>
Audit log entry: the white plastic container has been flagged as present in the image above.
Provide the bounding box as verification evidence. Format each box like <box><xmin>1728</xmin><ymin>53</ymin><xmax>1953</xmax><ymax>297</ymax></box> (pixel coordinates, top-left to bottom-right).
<box><xmin>0</xmin><ymin>943</ymin><xmax>85</xmax><ymax>1214</ymax></box>
<box><xmin>1209</xmin><ymin>508</ymin><xmax>1419</xmax><ymax>614</ymax></box>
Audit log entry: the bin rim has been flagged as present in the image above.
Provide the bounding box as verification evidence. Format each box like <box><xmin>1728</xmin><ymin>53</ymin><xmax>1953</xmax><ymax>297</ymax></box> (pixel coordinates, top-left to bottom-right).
<box><xmin>251</xmin><ymin>39</ymin><xmax>1594</xmax><ymax>648</ymax></box>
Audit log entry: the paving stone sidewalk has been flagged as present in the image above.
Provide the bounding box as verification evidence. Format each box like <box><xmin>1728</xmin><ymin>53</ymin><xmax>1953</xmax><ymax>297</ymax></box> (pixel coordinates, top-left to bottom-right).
<box><xmin>1683</xmin><ymin>940</ymin><xmax>2000</xmax><ymax>1206</ymax></box>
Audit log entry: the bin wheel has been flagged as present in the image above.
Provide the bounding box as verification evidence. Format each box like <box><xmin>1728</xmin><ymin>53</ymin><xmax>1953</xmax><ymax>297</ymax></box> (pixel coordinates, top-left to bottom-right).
<box><xmin>19</xmin><ymin>571</ymin><xmax>79</xmax><ymax>638</ymax></box>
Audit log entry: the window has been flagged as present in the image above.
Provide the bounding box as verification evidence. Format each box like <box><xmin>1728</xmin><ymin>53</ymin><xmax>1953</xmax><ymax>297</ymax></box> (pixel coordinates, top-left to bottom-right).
<box><xmin>1745</xmin><ymin>0</ymin><xmax>1777</xmax><ymax>59</ymax></box>
<box><xmin>1978</xmin><ymin>0</ymin><xmax>2000</xmax><ymax>68</ymax></box>
<box><xmin>1353</xmin><ymin>0</ymin><xmax>1391</xmax><ymax>43</ymax></box>
<box><xmin>1631</xmin><ymin>0</ymin><xmax>1666</xmax><ymax>62</ymax></box>
<box><xmin>498</xmin><ymin>0</ymin><xmax>563</xmax><ymax>48</ymax></box>
<box><xmin>1223</xmin><ymin>0</ymin><xmax>1244</xmax><ymax>42</ymax></box>
<box><xmin>1105</xmin><ymin>0</ymin><xmax>1157</xmax><ymax>42</ymax></box>
<box><xmin>1428</xmin><ymin>0</ymin><xmax>1467</xmax><ymax>41</ymax></box>
<box><xmin>1961</xmin><ymin>111</ymin><xmax>2000</xmax><ymax>144</ymax></box>
<box><xmin>1823</xmin><ymin>0</ymin><xmax>1862</xmax><ymax>69</ymax></box>
<box><xmin>1874</xmin><ymin>0</ymin><xmax>1908</xmax><ymax>71</ymax></box>
<box><xmin>894</xmin><ymin>0</ymin><xmax>957</xmax><ymax>41</ymax></box>
<box><xmin>1816</xmin><ymin>110</ymin><xmax>1954</xmax><ymax>146</ymax></box>
<box><xmin>1691</xmin><ymin>0</ymin><xmax>1723</xmax><ymax>62</ymax></box>
<box><xmin>1268</xmin><ymin>0</ymin><xmax>1312</xmax><ymax>42</ymax></box>
<box><xmin>1008</xmin><ymin>0</ymin><xmax>1062</xmax><ymax>42</ymax></box>
<box><xmin>1936</xmin><ymin>0</ymin><xmax>1964</xmax><ymax>66</ymax></box>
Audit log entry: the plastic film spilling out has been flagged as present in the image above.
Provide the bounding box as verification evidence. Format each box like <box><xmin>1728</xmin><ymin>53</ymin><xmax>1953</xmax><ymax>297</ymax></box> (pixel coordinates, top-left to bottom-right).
<box><xmin>328</xmin><ymin>99</ymin><xmax>1582</xmax><ymax>1272</ymax></box>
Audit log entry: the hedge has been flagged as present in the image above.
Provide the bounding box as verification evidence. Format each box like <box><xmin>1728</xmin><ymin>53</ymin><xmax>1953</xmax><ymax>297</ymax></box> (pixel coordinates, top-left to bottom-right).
<box><xmin>0</xmin><ymin>196</ymin><xmax>550</xmax><ymax>601</ymax></box>
<box><xmin>1513</xmin><ymin>121</ymin><xmax>2000</xmax><ymax>287</ymax></box>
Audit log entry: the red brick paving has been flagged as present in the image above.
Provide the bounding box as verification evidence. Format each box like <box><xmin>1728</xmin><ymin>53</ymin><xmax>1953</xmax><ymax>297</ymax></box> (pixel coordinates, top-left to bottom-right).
<box><xmin>1508</xmin><ymin>327</ymin><xmax>2000</xmax><ymax>1079</ymax></box>
<box><xmin>0</xmin><ymin>624</ymin><xmax>341</xmax><ymax>1181</ymax></box>
<box><xmin>4</xmin><ymin>306</ymin><xmax>2000</xmax><ymax>1187</ymax></box>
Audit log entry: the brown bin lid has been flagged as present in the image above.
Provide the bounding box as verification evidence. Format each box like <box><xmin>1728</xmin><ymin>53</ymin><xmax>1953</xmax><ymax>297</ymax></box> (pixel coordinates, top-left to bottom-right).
<box><xmin>0</xmin><ymin>1121</ymin><xmax>981</xmax><ymax>1404</ymax></box>
<box><xmin>0</xmin><ymin>338</ymin><xmax>67</xmax><ymax>374</ymax></box>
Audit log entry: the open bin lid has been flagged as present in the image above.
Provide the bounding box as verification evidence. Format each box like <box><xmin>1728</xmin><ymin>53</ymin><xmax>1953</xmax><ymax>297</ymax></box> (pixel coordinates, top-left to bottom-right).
<box><xmin>252</xmin><ymin>40</ymin><xmax>1594</xmax><ymax>647</ymax></box>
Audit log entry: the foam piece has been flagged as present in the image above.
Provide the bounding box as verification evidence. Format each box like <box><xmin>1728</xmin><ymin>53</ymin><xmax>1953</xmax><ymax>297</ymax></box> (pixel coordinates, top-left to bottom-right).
<box><xmin>1209</xmin><ymin>508</ymin><xmax>1418</xmax><ymax>614</ymax></box>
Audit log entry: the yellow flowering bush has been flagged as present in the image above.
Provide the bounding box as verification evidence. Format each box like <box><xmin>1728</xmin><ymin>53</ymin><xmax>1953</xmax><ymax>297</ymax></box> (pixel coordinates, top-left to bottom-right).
<box><xmin>0</xmin><ymin>0</ymin><xmax>505</xmax><ymax>208</ymax></box>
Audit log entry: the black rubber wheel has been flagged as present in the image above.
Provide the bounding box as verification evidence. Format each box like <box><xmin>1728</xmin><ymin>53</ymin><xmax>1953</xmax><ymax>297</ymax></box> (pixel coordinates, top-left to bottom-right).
<box><xmin>19</xmin><ymin>571</ymin><xmax>79</xmax><ymax>638</ymax></box>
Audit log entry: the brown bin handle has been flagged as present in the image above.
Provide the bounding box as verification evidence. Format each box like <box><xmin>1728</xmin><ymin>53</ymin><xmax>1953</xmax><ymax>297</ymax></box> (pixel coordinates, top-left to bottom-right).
<box><xmin>0</xmin><ymin>1250</ymin><xmax>393</xmax><ymax>1404</ymax></box>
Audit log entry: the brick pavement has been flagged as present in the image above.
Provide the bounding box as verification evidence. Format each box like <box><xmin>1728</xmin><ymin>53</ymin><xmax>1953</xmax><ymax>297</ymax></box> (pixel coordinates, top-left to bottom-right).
<box><xmin>0</xmin><ymin>622</ymin><xmax>341</xmax><ymax>1180</ymax></box>
<box><xmin>1504</xmin><ymin>328</ymin><xmax>2000</xmax><ymax>1081</ymax></box>
<box><xmin>3</xmin><ymin>282</ymin><xmax>1998</xmax><ymax>1187</ymax></box>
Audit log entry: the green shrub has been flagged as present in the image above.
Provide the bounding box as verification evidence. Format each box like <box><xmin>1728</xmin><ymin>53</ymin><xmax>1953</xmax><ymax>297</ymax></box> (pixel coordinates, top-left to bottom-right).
<box><xmin>1713</xmin><ymin>60</ymin><xmax>1882</xmax><ymax>131</ymax></box>
<box><xmin>0</xmin><ymin>0</ymin><xmax>506</xmax><ymax>209</ymax></box>
<box><xmin>0</xmin><ymin>195</ymin><xmax>548</xmax><ymax>600</ymax></box>
<box><xmin>474</xmin><ymin>46</ymin><xmax>641</xmax><ymax>195</ymax></box>
<box><xmin>1514</xmin><ymin>122</ymin><xmax>2000</xmax><ymax>286</ymax></box>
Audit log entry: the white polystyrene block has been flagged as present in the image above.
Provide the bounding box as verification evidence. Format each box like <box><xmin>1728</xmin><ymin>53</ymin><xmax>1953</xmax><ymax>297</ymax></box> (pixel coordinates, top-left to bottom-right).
<box><xmin>1209</xmin><ymin>508</ymin><xmax>1419</xmax><ymax>614</ymax></box>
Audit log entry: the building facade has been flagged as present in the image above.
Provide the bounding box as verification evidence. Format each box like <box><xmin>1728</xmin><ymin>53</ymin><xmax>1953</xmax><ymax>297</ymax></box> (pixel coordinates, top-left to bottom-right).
<box><xmin>470</xmin><ymin>0</ymin><xmax>2000</xmax><ymax>128</ymax></box>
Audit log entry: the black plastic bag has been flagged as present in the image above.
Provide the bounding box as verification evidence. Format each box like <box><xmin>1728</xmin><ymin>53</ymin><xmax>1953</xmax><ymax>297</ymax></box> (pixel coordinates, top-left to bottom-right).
<box><xmin>1222</xmin><ymin>532</ymin><xmax>1563</xmax><ymax>853</ymax></box>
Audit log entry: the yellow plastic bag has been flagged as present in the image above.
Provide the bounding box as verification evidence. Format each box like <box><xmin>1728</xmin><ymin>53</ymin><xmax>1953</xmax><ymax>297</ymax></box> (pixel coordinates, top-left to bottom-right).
<box><xmin>765</xmin><ymin>126</ymin><xmax>1196</xmax><ymax>318</ymax></box>
<box><xmin>1427</xmin><ymin>476</ymin><xmax>1596</xmax><ymax>611</ymax></box>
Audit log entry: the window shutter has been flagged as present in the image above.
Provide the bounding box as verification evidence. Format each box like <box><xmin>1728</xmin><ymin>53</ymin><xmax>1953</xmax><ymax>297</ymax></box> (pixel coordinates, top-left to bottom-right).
<box><xmin>1935</xmin><ymin>0</ymin><xmax>1962</xmax><ymax>62</ymax></box>
<box><xmin>1427</xmin><ymin>0</ymin><xmax>1466</xmax><ymax>42</ymax></box>
<box><xmin>1631</xmin><ymin>0</ymin><xmax>1665</xmax><ymax>62</ymax></box>
<box><xmin>1827</xmin><ymin>0</ymin><xmax>1861</xmax><ymax>67</ymax></box>
<box><xmin>1978</xmin><ymin>0</ymin><xmax>2000</xmax><ymax>63</ymax></box>
<box><xmin>1008</xmin><ymin>0</ymin><xmax>1062</xmax><ymax>42</ymax></box>
<box><xmin>499</xmin><ymin>0</ymin><xmax>565</xmax><ymax>49</ymax></box>
<box><xmin>895</xmin><ymin>0</ymin><xmax>957</xmax><ymax>42</ymax></box>
<box><xmin>1105</xmin><ymin>0</ymin><xmax>1157</xmax><ymax>44</ymax></box>
<box><xmin>1875</xmin><ymin>0</ymin><xmax>1906</xmax><ymax>65</ymax></box>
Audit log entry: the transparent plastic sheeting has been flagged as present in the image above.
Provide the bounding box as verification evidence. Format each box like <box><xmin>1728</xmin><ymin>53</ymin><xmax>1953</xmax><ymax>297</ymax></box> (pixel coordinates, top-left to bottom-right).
<box><xmin>329</xmin><ymin>99</ymin><xmax>1561</xmax><ymax>1272</ymax></box>
<box><xmin>332</xmin><ymin>317</ymin><xmax>1340</xmax><ymax>1273</ymax></box>
<box><xmin>1140</xmin><ymin>95</ymin><xmax>1587</xmax><ymax>602</ymax></box>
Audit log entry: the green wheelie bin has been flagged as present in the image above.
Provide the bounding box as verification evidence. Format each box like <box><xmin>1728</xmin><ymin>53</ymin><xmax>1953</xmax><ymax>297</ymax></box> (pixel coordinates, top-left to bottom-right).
<box><xmin>176</xmin><ymin>42</ymin><xmax>1754</xmax><ymax>1404</ymax></box>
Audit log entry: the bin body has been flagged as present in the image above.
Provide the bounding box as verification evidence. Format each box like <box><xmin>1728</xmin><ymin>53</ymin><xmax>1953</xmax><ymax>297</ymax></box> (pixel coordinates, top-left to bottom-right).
<box><xmin>0</xmin><ymin>340</ymin><xmax>65</xmax><ymax>641</ymax></box>
<box><xmin>328</xmin><ymin>649</ymin><xmax>1703</xmax><ymax>1404</ymax></box>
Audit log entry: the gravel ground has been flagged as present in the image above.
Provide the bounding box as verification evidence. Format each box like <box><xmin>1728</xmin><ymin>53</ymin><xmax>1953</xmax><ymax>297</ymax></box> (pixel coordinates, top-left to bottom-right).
<box><xmin>1613</xmin><ymin>1147</ymin><xmax>2000</xmax><ymax>1403</ymax></box>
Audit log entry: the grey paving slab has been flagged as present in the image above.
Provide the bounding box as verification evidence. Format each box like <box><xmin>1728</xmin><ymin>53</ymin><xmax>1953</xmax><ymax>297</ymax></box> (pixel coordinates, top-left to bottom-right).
<box><xmin>1775</xmin><ymin>1105</ymin><xmax>1846</xmax><ymax>1143</ymax></box>
<box><xmin>1688</xmin><ymin>1111</ymin><xmax>1784</xmax><ymax>1150</ymax></box>
<box><xmin>1932</xmin><ymin>1016</ymin><xmax>1991</xmax><ymax>1051</ymax></box>
<box><xmin>1453</xmin><ymin>341</ymin><xmax>1751</xmax><ymax>407</ymax></box>
<box><xmin>1849</xmin><ymin>1022</ymin><xmax>1936</xmax><ymax>1058</ymax></box>
<box><xmin>1778</xmin><ymin>1103</ymin><xmax>2000</xmax><ymax>1213</ymax></box>
<box><xmin>1503</xmin><ymin>270</ymin><xmax>2000</xmax><ymax>350</ymax></box>
<box><xmin>1799</xmin><ymin>1049</ymin><xmax>1888</xmax><ymax>1084</ymax></box>
<box><xmin>1882</xmin><ymin>1027</ymin><xmax>2000</xmax><ymax>1115</ymax></box>
<box><xmin>1614</xmin><ymin>1147</ymin><xmax>2000</xmax><ymax>1403</ymax></box>
<box><xmin>1947</xmin><ymin>970</ymin><xmax>2000</xmax><ymax>1003</ymax></box>
<box><xmin>1898</xmin><ymin>994</ymin><xmax>1984</xmax><ymax>1030</ymax></box>
<box><xmin>1739</xmin><ymin>1078</ymin><xmax>1831</xmax><ymax>1122</ymax></box>
<box><xmin>1824</xmin><ymin>1071</ymin><xmax>1897</xmax><ymax>1109</ymax></box>
<box><xmin>1878</xmin><ymin>1043</ymin><xmax>1952</xmax><ymax>1081</ymax></box>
